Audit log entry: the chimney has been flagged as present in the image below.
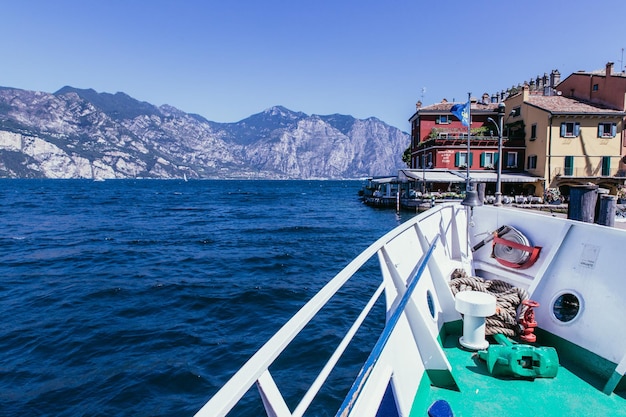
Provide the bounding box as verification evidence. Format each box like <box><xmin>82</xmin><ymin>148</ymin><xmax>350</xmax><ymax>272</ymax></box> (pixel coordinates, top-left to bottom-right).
<box><xmin>482</xmin><ymin>93</ymin><xmax>489</xmax><ymax>103</ymax></box>
<box><xmin>523</xmin><ymin>83</ymin><xmax>530</xmax><ymax>101</ymax></box>
<box><xmin>606</xmin><ymin>62</ymin><xmax>614</xmax><ymax>76</ymax></box>
<box><xmin>416</xmin><ymin>101</ymin><xmax>422</xmax><ymax>110</ymax></box>
<box><xmin>441</xmin><ymin>98</ymin><xmax>448</xmax><ymax>103</ymax></box>
<box><xmin>550</xmin><ymin>69</ymin><xmax>561</xmax><ymax>87</ymax></box>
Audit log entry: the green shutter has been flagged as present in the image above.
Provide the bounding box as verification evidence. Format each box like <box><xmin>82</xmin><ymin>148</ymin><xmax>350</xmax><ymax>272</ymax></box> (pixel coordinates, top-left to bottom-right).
<box><xmin>565</xmin><ymin>156</ymin><xmax>573</xmax><ymax>175</ymax></box>
<box><xmin>455</xmin><ymin>152</ymin><xmax>460</xmax><ymax>167</ymax></box>
<box><xmin>602</xmin><ymin>156</ymin><xmax>611</xmax><ymax>176</ymax></box>
<box><xmin>480</xmin><ymin>153</ymin><xmax>485</xmax><ymax>167</ymax></box>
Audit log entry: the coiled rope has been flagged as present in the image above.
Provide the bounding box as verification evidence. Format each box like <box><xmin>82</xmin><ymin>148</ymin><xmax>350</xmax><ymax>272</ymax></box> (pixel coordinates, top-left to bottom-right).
<box><xmin>450</xmin><ymin>269</ymin><xmax>529</xmax><ymax>337</ymax></box>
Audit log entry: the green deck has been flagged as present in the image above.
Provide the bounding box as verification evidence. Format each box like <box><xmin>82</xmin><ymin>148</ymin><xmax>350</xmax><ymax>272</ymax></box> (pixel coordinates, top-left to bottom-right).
<box><xmin>409</xmin><ymin>322</ymin><xmax>626</xmax><ymax>416</ymax></box>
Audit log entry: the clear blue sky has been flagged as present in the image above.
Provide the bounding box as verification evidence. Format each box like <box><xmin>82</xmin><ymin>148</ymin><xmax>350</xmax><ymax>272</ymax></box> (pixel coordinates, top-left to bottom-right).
<box><xmin>1</xmin><ymin>0</ymin><xmax>625</xmax><ymax>131</ymax></box>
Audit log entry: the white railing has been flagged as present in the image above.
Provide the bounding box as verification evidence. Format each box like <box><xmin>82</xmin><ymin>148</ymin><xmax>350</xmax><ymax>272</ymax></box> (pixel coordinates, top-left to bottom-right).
<box><xmin>194</xmin><ymin>207</ymin><xmax>452</xmax><ymax>417</ymax></box>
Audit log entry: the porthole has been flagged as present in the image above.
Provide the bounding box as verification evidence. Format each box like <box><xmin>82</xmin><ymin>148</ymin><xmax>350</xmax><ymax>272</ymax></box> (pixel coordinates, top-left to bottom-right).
<box><xmin>552</xmin><ymin>292</ymin><xmax>581</xmax><ymax>323</ymax></box>
<box><xmin>426</xmin><ymin>290</ymin><xmax>436</xmax><ymax>319</ymax></box>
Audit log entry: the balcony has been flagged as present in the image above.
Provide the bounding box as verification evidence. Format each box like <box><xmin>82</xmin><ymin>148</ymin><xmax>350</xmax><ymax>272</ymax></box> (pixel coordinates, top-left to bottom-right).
<box><xmin>418</xmin><ymin>127</ymin><xmax>507</xmax><ymax>149</ymax></box>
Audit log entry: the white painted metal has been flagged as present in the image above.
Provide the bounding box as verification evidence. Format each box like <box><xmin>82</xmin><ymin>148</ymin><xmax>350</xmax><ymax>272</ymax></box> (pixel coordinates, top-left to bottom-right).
<box><xmin>195</xmin><ymin>203</ymin><xmax>626</xmax><ymax>417</ymax></box>
<box><xmin>257</xmin><ymin>371</ymin><xmax>291</xmax><ymax>417</ymax></box>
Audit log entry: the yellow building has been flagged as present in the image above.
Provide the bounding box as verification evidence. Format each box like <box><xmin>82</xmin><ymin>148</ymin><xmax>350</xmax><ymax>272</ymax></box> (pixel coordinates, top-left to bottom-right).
<box><xmin>504</xmin><ymin>85</ymin><xmax>625</xmax><ymax>196</ymax></box>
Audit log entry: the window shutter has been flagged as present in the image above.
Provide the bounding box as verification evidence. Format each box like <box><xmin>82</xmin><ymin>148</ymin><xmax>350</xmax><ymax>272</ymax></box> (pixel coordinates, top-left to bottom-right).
<box><xmin>469</xmin><ymin>153</ymin><xmax>474</xmax><ymax>167</ymax></box>
<box><xmin>602</xmin><ymin>156</ymin><xmax>611</xmax><ymax>176</ymax></box>
<box><xmin>480</xmin><ymin>153</ymin><xmax>485</xmax><ymax>167</ymax></box>
<box><xmin>598</xmin><ymin>124</ymin><xmax>604</xmax><ymax>137</ymax></box>
<box><xmin>574</xmin><ymin>123</ymin><xmax>580</xmax><ymax>137</ymax></box>
<box><xmin>560</xmin><ymin>123</ymin><xmax>566</xmax><ymax>137</ymax></box>
<box><xmin>565</xmin><ymin>156</ymin><xmax>573</xmax><ymax>175</ymax></box>
<box><xmin>436</xmin><ymin>116</ymin><xmax>440</xmax><ymax>124</ymax></box>
<box><xmin>612</xmin><ymin>123</ymin><xmax>617</xmax><ymax>137</ymax></box>
<box><xmin>455</xmin><ymin>152</ymin><xmax>460</xmax><ymax>167</ymax></box>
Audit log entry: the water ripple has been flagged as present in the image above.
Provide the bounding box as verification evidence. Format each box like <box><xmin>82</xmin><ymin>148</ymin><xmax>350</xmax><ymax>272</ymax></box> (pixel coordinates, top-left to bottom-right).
<box><xmin>0</xmin><ymin>179</ymin><xmax>413</xmax><ymax>416</ymax></box>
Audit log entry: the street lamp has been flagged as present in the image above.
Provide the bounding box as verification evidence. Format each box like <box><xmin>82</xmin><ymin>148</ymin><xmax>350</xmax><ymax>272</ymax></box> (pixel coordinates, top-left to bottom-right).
<box><xmin>487</xmin><ymin>102</ymin><xmax>506</xmax><ymax>206</ymax></box>
<box><xmin>422</xmin><ymin>153</ymin><xmax>426</xmax><ymax>194</ymax></box>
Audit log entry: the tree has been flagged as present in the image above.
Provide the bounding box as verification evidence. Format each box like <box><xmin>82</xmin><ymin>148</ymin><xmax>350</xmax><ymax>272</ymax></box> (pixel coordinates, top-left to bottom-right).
<box><xmin>402</xmin><ymin>146</ymin><xmax>411</xmax><ymax>167</ymax></box>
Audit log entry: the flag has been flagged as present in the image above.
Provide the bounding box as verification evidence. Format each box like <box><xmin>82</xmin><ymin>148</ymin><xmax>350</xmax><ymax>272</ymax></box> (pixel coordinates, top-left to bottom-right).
<box><xmin>451</xmin><ymin>101</ymin><xmax>470</xmax><ymax>127</ymax></box>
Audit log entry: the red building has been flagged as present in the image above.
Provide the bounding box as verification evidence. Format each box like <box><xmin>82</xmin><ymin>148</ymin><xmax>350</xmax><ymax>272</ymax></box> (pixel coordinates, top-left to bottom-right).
<box><xmin>408</xmin><ymin>95</ymin><xmax>527</xmax><ymax>194</ymax></box>
<box><xmin>409</xmin><ymin>95</ymin><xmax>526</xmax><ymax>170</ymax></box>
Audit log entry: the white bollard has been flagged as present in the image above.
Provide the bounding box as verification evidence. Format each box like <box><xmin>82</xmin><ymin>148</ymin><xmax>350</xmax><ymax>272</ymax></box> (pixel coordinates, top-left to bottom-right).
<box><xmin>455</xmin><ymin>291</ymin><xmax>497</xmax><ymax>350</ymax></box>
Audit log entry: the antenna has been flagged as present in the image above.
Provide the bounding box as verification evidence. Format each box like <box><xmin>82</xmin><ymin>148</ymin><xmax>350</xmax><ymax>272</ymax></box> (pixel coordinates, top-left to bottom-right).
<box><xmin>621</xmin><ymin>48</ymin><xmax>625</xmax><ymax>73</ymax></box>
<box><xmin>421</xmin><ymin>87</ymin><xmax>426</xmax><ymax>102</ymax></box>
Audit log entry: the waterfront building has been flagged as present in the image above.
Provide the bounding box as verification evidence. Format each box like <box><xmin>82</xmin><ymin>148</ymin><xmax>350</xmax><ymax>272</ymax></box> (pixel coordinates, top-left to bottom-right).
<box><xmin>408</xmin><ymin>65</ymin><xmax>626</xmax><ymax>199</ymax></box>
<box><xmin>555</xmin><ymin>62</ymin><xmax>626</xmax><ymax>178</ymax></box>
<box><xmin>505</xmin><ymin>82</ymin><xmax>625</xmax><ymax>195</ymax></box>
<box><xmin>408</xmin><ymin>94</ymin><xmax>538</xmax><ymax>197</ymax></box>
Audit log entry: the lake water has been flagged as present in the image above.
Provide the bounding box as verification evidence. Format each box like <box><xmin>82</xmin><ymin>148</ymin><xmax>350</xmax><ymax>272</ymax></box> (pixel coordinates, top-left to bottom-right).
<box><xmin>0</xmin><ymin>179</ymin><xmax>414</xmax><ymax>416</ymax></box>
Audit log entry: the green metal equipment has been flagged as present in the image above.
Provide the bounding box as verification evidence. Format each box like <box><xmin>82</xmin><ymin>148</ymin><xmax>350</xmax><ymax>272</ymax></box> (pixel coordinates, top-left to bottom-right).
<box><xmin>478</xmin><ymin>334</ymin><xmax>559</xmax><ymax>379</ymax></box>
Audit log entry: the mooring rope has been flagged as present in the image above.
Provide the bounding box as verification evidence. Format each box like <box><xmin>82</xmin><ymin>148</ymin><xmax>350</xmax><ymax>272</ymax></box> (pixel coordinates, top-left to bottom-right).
<box><xmin>450</xmin><ymin>269</ymin><xmax>529</xmax><ymax>337</ymax></box>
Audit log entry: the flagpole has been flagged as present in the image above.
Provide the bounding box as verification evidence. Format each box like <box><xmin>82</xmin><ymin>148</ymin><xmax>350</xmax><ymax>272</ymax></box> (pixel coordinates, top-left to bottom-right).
<box><xmin>466</xmin><ymin>92</ymin><xmax>471</xmax><ymax>192</ymax></box>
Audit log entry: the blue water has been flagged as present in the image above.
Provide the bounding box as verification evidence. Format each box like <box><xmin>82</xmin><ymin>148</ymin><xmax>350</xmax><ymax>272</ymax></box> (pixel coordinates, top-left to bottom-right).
<box><xmin>0</xmin><ymin>179</ymin><xmax>414</xmax><ymax>416</ymax></box>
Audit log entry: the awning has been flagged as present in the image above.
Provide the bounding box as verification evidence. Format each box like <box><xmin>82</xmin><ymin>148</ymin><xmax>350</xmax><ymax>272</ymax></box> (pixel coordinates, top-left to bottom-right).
<box><xmin>369</xmin><ymin>176</ymin><xmax>398</xmax><ymax>184</ymax></box>
<box><xmin>399</xmin><ymin>170</ymin><xmax>466</xmax><ymax>183</ymax></box>
<box><xmin>396</xmin><ymin>170</ymin><xmax>542</xmax><ymax>184</ymax></box>
<box><xmin>464</xmin><ymin>172</ymin><xmax>543</xmax><ymax>183</ymax></box>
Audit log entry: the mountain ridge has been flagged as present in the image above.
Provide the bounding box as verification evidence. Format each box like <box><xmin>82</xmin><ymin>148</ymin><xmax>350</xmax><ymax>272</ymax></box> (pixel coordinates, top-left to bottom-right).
<box><xmin>0</xmin><ymin>86</ymin><xmax>409</xmax><ymax>179</ymax></box>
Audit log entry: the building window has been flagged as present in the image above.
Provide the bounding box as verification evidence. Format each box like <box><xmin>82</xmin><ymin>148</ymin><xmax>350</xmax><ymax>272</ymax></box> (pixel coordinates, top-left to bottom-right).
<box><xmin>436</xmin><ymin>115</ymin><xmax>450</xmax><ymax>124</ymax></box>
<box><xmin>527</xmin><ymin>155</ymin><xmax>537</xmax><ymax>169</ymax></box>
<box><xmin>530</xmin><ymin>124</ymin><xmax>537</xmax><ymax>140</ymax></box>
<box><xmin>511</xmin><ymin>107</ymin><xmax>521</xmax><ymax>117</ymax></box>
<box><xmin>597</xmin><ymin>123</ymin><xmax>617</xmax><ymax>138</ymax></box>
<box><xmin>602</xmin><ymin>156</ymin><xmax>611</xmax><ymax>176</ymax></box>
<box><xmin>592</xmin><ymin>84</ymin><xmax>599</xmax><ymax>92</ymax></box>
<box><xmin>455</xmin><ymin>152</ymin><xmax>473</xmax><ymax>167</ymax></box>
<box><xmin>480</xmin><ymin>152</ymin><xmax>495</xmax><ymax>168</ymax></box>
<box><xmin>420</xmin><ymin>153</ymin><xmax>433</xmax><ymax>168</ymax></box>
<box><xmin>560</xmin><ymin>122</ymin><xmax>580</xmax><ymax>138</ymax></box>
<box><xmin>564</xmin><ymin>156</ymin><xmax>574</xmax><ymax>176</ymax></box>
<box><xmin>506</xmin><ymin>152</ymin><xmax>518</xmax><ymax>168</ymax></box>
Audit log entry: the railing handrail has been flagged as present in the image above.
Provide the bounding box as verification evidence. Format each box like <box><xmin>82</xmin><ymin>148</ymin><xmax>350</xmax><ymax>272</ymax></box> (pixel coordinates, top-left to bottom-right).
<box><xmin>335</xmin><ymin>234</ymin><xmax>440</xmax><ymax>417</ymax></box>
<box><xmin>194</xmin><ymin>209</ymin><xmax>440</xmax><ymax>417</ymax></box>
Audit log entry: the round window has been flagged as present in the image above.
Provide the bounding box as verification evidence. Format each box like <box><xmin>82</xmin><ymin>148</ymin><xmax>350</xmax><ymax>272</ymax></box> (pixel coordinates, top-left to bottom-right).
<box><xmin>426</xmin><ymin>290</ymin><xmax>435</xmax><ymax>319</ymax></box>
<box><xmin>552</xmin><ymin>293</ymin><xmax>581</xmax><ymax>323</ymax></box>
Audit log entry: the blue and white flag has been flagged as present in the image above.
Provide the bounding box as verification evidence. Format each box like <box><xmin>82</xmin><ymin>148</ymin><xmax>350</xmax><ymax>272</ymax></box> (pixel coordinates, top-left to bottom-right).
<box><xmin>451</xmin><ymin>101</ymin><xmax>470</xmax><ymax>127</ymax></box>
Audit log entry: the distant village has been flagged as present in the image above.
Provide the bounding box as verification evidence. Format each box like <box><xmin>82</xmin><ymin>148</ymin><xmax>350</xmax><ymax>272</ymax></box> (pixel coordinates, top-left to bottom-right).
<box><xmin>363</xmin><ymin>62</ymin><xmax>626</xmax><ymax>210</ymax></box>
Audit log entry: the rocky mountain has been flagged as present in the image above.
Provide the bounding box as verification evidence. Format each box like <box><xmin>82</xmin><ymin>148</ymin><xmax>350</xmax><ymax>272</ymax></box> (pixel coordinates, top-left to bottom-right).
<box><xmin>0</xmin><ymin>86</ymin><xmax>409</xmax><ymax>179</ymax></box>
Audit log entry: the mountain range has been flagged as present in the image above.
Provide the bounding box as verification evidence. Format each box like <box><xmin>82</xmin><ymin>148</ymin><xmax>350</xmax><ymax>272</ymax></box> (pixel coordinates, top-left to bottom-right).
<box><xmin>0</xmin><ymin>86</ymin><xmax>409</xmax><ymax>179</ymax></box>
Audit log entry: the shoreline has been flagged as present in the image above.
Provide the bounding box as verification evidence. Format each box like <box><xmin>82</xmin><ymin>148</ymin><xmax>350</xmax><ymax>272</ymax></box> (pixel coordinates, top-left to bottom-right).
<box><xmin>509</xmin><ymin>204</ymin><xmax>626</xmax><ymax>230</ymax></box>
